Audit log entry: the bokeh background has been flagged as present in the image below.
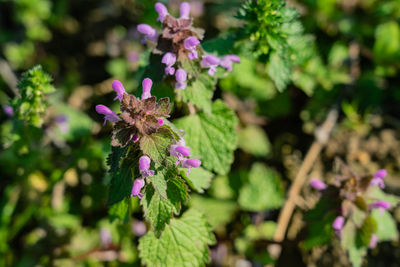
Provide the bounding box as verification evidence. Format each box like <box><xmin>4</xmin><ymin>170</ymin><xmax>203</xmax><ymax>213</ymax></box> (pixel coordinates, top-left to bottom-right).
<box><xmin>1</xmin><ymin>0</ymin><xmax>400</xmax><ymax>266</ymax></box>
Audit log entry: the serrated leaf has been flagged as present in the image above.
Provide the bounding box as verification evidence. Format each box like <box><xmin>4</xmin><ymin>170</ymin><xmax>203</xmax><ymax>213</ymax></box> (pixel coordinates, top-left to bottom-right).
<box><xmin>189</xmin><ymin>195</ymin><xmax>236</xmax><ymax>229</ymax></box>
<box><xmin>181</xmin><ymin>167</ymin><xmax>213</xmax><ymax>193</ymax></box>
<box><xmin>267</xmin><ymin>51</ymin><xmax>291</xmax><ymax>92</ymax></box>
<box><xmin>107</xmin><ymin>146</ymin><xmax>128</xmax><ymax>173</ymax></box>
<box><xmin>140</xmin><ymin>127</ymin><xmax>174</xmax><ymax>165</ymax></box>
<box><xmin>141</xmin><ymin>184</ymin><xmax>175</xmax><ymax>236</ymax></box>
<box><xmin>108</xmin><ymin>146</ymin><xmax>140</xmax><ymax>205</ymax></box>
<box><xmin>175</xmin><ymin>100</ymin><xmax>238</xmax><ymax>175</ymax></box>
<box><xmin>181</xmin><ymin>73</ymin><xmax>215</xmax><ymax>114</ymax></box>
<box><xmin>238</xmin><ymin>125</ymin><xmax>271</xmax><ymax>157</ymax></box>
<box><xmin>239</xmin><ymin>163</ymin><xmax>284</xmax><ymax>211</ymax></box>
<box><xmin>141</xmin><ymin>177</ymin><xmax>188</xmax><ymax>236</ymax></box>
<box><xmin>109</xmin><ymin>197</ymin><xmax>131</xmax><ymax>223</ymax></box>
<box><xmin>138</xmin><ymin>209</ymin><xmax>215</xmax><ymax>267</ymax></box>
<box><xmin>371</xmin><ymin>209</ymin><xmax>399</xmax><ymax>241</ymax></box>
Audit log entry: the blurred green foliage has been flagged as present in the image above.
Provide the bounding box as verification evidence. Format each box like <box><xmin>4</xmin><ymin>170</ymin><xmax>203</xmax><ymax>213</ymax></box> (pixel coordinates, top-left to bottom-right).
<box><xmin>1</xmin><ymin>0</ymin><xmax>400</xmax><ymax>266</ymax></box>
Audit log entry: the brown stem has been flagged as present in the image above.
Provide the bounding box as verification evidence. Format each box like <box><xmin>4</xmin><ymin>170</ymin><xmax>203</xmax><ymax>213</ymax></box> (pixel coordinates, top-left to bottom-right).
<box><xmin>269</xmin><ymin>108</ymin><xmax>338</xmax><ymax>258</ymax></box>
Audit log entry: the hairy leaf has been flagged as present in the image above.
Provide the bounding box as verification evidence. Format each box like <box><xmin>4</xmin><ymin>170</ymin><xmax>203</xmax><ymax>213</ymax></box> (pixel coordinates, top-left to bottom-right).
<box><xmin>175</xmin><ymin>100</ymin><xmax>238</xmax><ymax>175</ymax></box>
<box><xmin>138</xmin><ymin>209</ymin><xmax>215</xmax><ymax>267</ymax></box>
<box><xmin>181</xmin><ymin>167</ymin><xmax>213</xmax><ymax>193</ymax></box>
<box><xmin>140</xmin><ymin>127</ymin><xmax>174</xmax><ymax>165</ymax></box>
<box><xmin>141</xmin><ymin>177</ymin><xmax>188</xmax><ymax>236</ymax></box>
<box><xmin>181</xmin><ymin>73</ymin><xmax>215</xmax><ymax>114</ymax></box>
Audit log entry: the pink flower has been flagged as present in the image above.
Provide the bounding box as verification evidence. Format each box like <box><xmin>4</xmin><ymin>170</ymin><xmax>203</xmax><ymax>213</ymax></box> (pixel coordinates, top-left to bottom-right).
<box><xmin>332</xmin><ymin>216</ymin><xmax>344</xmax><ymax>231</ymax></box>
<box><xmin>139</xmin><ymin>155</ymin><xmax>154</xmax><ymax>178</ymax></box>
<box><xmin>158</xmin><ymin>118</ymin><xmax>164</xmax><ymax>125</ymax></box>
<box><xmin>3</xmin><ymin>105</ymin><xmax>13</xmax><ymax>116</ymax></box>
<box><xmin>112</xmin><ymin>80</ymin><xmax>126</xmax><ymax>101</ymax></box>
<box><xmin>175</xmin><ymin>68</ymin><xmax>187</xmax><ymax>89</ymax></box>
<box><xmin>95</xmin><ymin>105</ymin><xmax>121</xmax><ymax>125</ymax></box>
<box><xmin>141</xmin><ymin>78</ymin><xmax>153</xmax><ymax>100</ymax></box>
<box><xmin>162</xmin><ymin>52</ymin><xmax>176</xmax><ymax>75</ymax></box>
<box><xmin>184</xmin><ymin>37</ymin><xmax>200</xmax><ymax>60</ymax></box>
<box><xmin>181</xmin><ymin>158</ymin><xmax>201</xmax><ymax>175</ymax></box>
<box><xmin>137</xmin><ymin>24</ymin><xmax>158</xmax><ymax>42</ymax></box>
<box><xmin>201</xmin><ymin>55</ymin><xmax>220</xmax><ymax>76</ymax></box>
<box><xmin>310</xmin><ymin>179</ymin><xmax>327</xmax><ymax>190</ymax></box>
<box><xmin>370</xmin><ymin>200</ymin><xmax>390</xmax><ymax>211</ymax></box>
<box><xmin>131</xmin><ymin>177</ymin><xmax>145</xmax><ymax>199</ymax></box>
<box><xmin>155</xmin><ymin>2</ymin><xmax>168</xmax><ymax>22</ymax></box>
<box><xmin>370</xmin><ymin>169</ymin><xmax>387</xmax><ymax>189</ymax></box>
<box><xmin>180</xmin><ymin>2</ymin><xmax>191</xmax><ymax>19</ymax></box>
<box><xmin>219</xmin><ymin>55</ymin><xmax>240</xmax><ymax>71</ymax></box>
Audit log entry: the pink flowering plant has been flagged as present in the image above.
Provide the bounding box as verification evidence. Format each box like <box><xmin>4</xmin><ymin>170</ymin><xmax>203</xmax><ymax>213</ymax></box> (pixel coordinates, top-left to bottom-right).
<box><xmin>97</xmin><ymin>2</ymin><xmax>239</xmax><ymax>266</ymax></box>
<box><xmin>305</xmin><ymin>163</ymin><xmax>399</xmax><ymax>267</ymax></box>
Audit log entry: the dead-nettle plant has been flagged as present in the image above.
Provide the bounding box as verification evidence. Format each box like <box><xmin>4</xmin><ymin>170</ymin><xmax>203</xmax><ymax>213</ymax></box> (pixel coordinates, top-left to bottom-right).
<box><xmin>306</xmin><ymin>165</ymin><xmax>399</xmax><ymax>267</ymax></box>
<box><xmin>97</xmin><ymin>2</ymin><xmax>239</xmax><ymax>266</ymax></box>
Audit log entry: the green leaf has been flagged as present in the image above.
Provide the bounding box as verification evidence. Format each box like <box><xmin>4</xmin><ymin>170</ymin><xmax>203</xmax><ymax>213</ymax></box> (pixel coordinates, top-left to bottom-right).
<box><xmin>371</xmin><ymin>209</ymin><xmax>399</xmax><ymax>241</ymax></box>
<box><xmin>108</xmin><ymin>146</ymin><xmax>140</xmax><ymax>205</ymax></box>
<box><xmin>107</xmin><ymin>146</ymin><xmax>128</xmax><ymax>173</ymax></box>
<box><xmin>238</xmin><ymin>125</ymin><xmax>271</xmax><ymax>157</ymax></box>
<box><xmin>140</xmin><ymin>127</ymin><xmax>174</xmax><ymax>165</ymax></box>
<box><xmin>141</xmin><ymin>177</ymin><xmax>189</xmax><ymax>236</ymax></box>
<box><xmin>189</xmin><ymin>195</ymin><xmax>236</xmax><ymax>229</ymax></box>
<box><xmin>267</xmin><ymin>51</ymin><xmax>291</xmax><ymax>92</ymax></box>
<box><xmin>367</xmin><ymin>187</ymin><xmax>400</xmax><ymax>206</ymax></box>
<box><xmin>138</xmin><ymin>209</ymin><xmax>215</xmax><ymax>267</ymax></box>
<box><xmin>244</xmin><ymin>221</ymin><xmax>277</xmax><ymax>240</ymax></box>
<box><xmin>181</xmin><ymin>167</ymin><xmax>214</xmax><ymax>193</ymax></box>
<box><xmin>181</xmin><ymin>73</ymin><xmax>215</xmax><ymax>114</ymax></box>
<box><xmin>373</xmin><ymin>21</ymin><xmax>400</xmax><ymax>64</ymax></box>
<box><xmin>175</xmin><ymin>100</ymin><xmax>238</xmax><ymax>175</ymax></box>
<box><xmin>239</xmin><ymin>163</ymin><xmax>284</xmax><ymax>211</ymax></box>
<box><xmin>341</xmin><ymin>221</ymin><xmax>367</xmax><ymax>267</ymax></box>
<box><xmin>303</xmin><ymin>196</ymin><xmax>337</xmax><ymax>250</ymax></box>
<box><xmin>357</xmin><ymin>215</ymin><xmax>377</xmax><ymax>247</ymax></box>
<box><xmin>109</xmin><ymin>197</ymin><xmax>131</xmax><ymax>223</ymax></box>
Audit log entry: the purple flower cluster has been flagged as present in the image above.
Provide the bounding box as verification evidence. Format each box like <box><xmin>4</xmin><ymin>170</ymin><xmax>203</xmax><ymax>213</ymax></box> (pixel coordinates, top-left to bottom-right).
<box><xmin>311</xmin><ymin>168</ymin><xmax>392</xmax><ymax>248</ymax></box>
<box><xmin>131</xmin><ymin>155</ymin><xmax>154</xmax><ymax>199</ymax></box>
<box><xmin>96</xmin><ymin>78</ymin><xmax>165</xmax><ymax>128</ymax></box>
<box><xmin>137</xmin><ymin>2</ymin><xmax>240</xmax><ymax>90</ymax></box>
<box><xmin>169</xmin><ymin>138</ymin><xmax>201</xmax><ymax>175</ymax></box>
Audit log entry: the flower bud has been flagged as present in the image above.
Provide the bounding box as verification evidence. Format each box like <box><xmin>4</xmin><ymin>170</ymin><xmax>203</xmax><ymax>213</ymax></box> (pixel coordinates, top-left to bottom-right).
<box><xmin>332</xmin><ymin>216</ymin><xmax>344</xmax><ymax>231</ymax></box>
<box><xmin>310</xmin><ymin>179</ymin><xmax>327</xmax><ymax>190</ymax></box>
<box><xmin>180</xmin><ymin>2</ymin><xmax>191</xmax><ymax>19</ymax></box>
<box><xmin>112</xmin><ymin>80</ymin><xmax>126</xmax><ymax>101</ymax></box>
<box><xmin>158</xmin><ymin>118</ymin><xmax>164</xmax><ymax>125</ymax></box>
<box><xmin>139</xmin><ymin>155</ymin><xmax>151</xmax><ymax>171</ymax></box>
<box><xmin>155</xmin><ymin>2</ymin><xmax>168</xmax><ymax>22</ymax></box>
<box><xmin>141</xmin><ymin>78</ymin><xmax>153</xmax><ymax>100</ymax></box>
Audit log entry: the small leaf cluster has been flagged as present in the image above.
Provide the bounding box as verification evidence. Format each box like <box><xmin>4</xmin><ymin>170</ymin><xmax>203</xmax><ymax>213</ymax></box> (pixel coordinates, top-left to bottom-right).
<box><xmin>11</xmin><ymin>65</ymin><xmax>55</xmax><ymax>128</ymax></box>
